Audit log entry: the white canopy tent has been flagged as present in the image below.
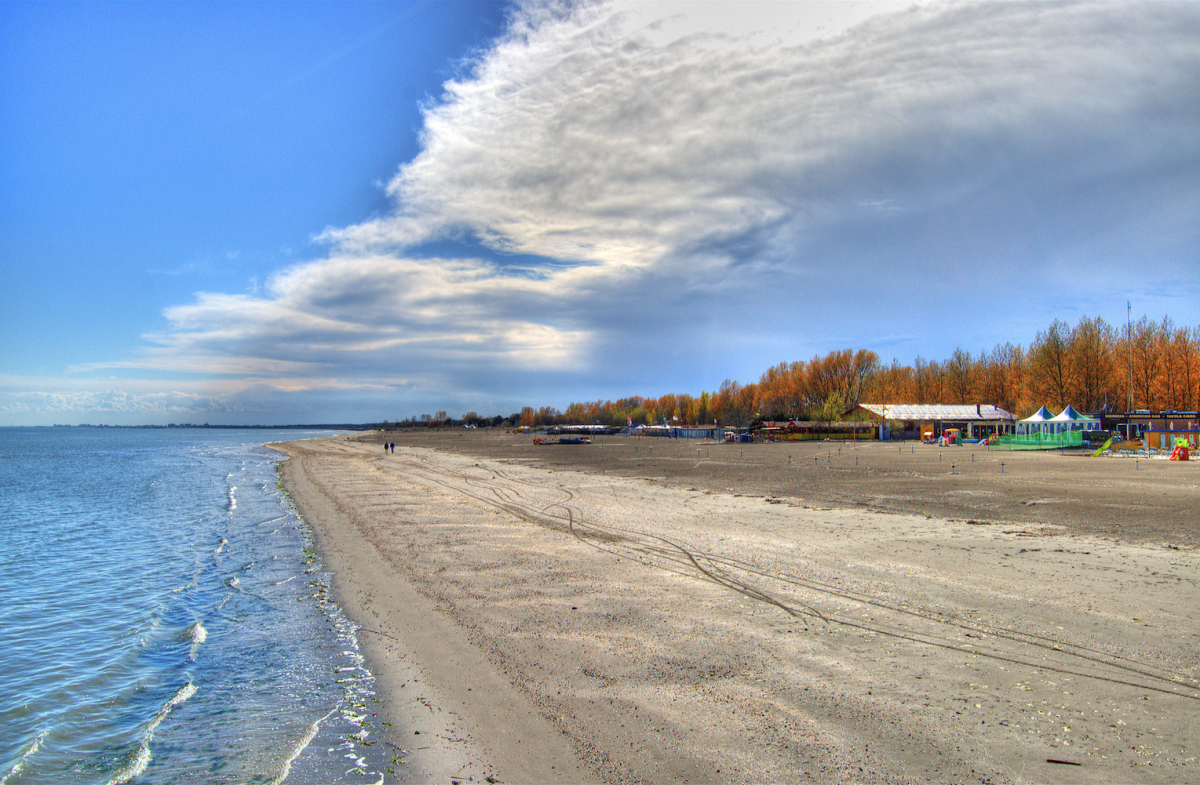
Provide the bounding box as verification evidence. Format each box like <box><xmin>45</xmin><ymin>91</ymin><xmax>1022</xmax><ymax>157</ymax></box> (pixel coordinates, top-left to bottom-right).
<box><xmin>1047</xmin><ymin>405</ymin><xmax>1101</xmax><ymax>433</ymax></box>
<box><xmin>1017</xmin><ymin>406</ymin><xmax>1053</xmax><ymax>435</ymax></box>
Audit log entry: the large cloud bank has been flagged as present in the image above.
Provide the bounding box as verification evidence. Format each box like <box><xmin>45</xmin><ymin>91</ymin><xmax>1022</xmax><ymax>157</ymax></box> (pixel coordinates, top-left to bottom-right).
<box><xmin>114</xmin><ymin>1</ymin><xmax>1200</xmax><ymax>417</ymax></box>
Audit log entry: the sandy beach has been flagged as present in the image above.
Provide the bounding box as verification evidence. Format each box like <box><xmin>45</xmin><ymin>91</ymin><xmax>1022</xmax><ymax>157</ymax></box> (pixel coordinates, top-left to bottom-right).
<box><xmin>274</xmin><ymin>432</ymin><xmax>1199</xmax><ymax>784</ymax></box>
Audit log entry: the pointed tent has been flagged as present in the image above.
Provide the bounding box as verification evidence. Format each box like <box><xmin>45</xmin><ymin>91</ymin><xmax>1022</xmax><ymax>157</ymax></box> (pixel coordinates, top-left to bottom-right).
<box><xmin>1018</xmin><ymin>406</ymin><xmax>1053</xmax><ymax>435</ymax></box>
<box><xmin>1048</xmin><ymin>405</ymin><xmax>1101</xmax><ymax>433</ymax></box>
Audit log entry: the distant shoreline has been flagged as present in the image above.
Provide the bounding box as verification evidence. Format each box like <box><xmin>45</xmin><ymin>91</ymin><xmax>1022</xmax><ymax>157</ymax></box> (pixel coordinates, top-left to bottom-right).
<box><xmin>28</xmin><ymin>423</ymin><xmax>374</xmax><ymax>430</ymax></box>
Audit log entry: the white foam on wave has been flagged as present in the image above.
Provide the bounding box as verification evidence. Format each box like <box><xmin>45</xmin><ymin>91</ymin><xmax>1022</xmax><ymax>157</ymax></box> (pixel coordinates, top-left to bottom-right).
<box><xmin>185</xmin><ymin>621</ymin><xmax>206</xmax><ymax>661</ymax></box>
<box><xmin>105</xmin><ymin>679</ymin><xmax>198</xmax><ymax>785</ymax></box>
<box><xmin>215</xmin><ymin>537</ymin><xmax>229</xmax><ymax>556</ymax></box>
<box><xmin>1</xmin><ymin>729</ymin><xmax>47</xmax><ymax>785</ymax></box>
<box><xmin>226</xmin><ymin>576</ymin><xmax>240</xmax><ymax>588</ymax></box>
<box><xmin>105</xmin><ymin>742</ymin><xmax>151</xmax><ymax>785</ymax></box>
<box><xmin>267</xmin><ymin>706</ymin><xmax>337</xmax><ymax>785</ymax></box>
<box><xmin>172</xmin><ymin>578</ymin><xmax>198</xmax><ymax>593</ymax></box>
<box><xmin>227</xmin><ymin>486</ymin><xmax>238</xmax><ymax>511</ymax></box>
<box><xmin>166</xmin><ymin>680</ymin><xmax>198</xmax><ymax>711</ymax></box>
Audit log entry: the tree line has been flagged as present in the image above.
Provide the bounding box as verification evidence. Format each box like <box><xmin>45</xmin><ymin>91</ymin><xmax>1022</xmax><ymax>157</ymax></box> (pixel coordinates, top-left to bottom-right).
<box><xmin>521</xmin><ymin>315</ymin><xmax>1199</xmax><ymax>427</ymax></box>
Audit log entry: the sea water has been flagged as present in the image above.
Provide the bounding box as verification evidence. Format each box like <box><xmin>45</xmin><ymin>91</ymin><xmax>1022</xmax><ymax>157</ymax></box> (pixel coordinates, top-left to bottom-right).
<box><xmin>0</xmin><ymin>428</ymin><xmax>396</xmax><ymax>784</ymax></box>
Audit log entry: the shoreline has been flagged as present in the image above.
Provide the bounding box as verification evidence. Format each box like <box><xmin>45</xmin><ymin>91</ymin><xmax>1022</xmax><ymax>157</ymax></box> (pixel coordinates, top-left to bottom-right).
<box><xmin>274</xmin><ymin>432</ymin><xmax>1199</xmax><ymax>784</ymax></box>
<box><xmin>273</xmin><ymin>437</ymin><xmax>590</xmax><ymax>783</ymax></box>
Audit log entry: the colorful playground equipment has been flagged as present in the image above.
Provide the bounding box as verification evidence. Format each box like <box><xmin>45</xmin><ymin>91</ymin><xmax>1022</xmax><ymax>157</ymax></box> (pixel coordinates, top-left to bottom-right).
<box><xmin>940</xmin><ymin>428</ymin><xmax>961</xmax><ymax>446</ymax></box>
<box><xmin>1170</xmin><ymin>437</ymin><xmax>1190</xmax><ymax>461</ymax></box>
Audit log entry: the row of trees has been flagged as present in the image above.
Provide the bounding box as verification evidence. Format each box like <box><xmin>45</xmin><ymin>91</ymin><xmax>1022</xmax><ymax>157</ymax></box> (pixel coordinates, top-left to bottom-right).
<box><xmin>534</xmin><ymin>315</ymin><xmax>1199</xmax><ymax>427</ymax></box>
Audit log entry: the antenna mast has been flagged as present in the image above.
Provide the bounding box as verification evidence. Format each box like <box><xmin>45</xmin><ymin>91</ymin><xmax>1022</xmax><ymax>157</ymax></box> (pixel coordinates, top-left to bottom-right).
<box><xmin>1127</xmin><ymin>301</ymin><xmax>1133</xmax><ymax>414</ymax></box>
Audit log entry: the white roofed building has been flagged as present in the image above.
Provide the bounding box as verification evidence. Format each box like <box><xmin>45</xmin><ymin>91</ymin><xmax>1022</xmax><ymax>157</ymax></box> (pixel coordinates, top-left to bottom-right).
<box><xmin>856</xmin><ymin>403</ymin><xmax>1016</xmax><ymax>441</ymax></box>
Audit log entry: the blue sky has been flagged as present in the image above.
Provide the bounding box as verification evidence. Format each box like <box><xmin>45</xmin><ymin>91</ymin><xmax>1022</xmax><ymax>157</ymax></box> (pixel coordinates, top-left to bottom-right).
<box><xmin>2</xmin><ymin>0</ymin><xmax>1198</xmax><ymax>425</ymax></box>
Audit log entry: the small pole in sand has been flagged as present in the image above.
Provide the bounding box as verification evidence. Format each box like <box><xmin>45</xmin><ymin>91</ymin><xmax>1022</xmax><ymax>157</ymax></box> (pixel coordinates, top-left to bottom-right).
<box><xmin>939</xmin><ymin>452</ymin><xmax>943</xmax><ymax>461</ymax></box>
<box><xmin>971</xmin><ymin>454</ymin><xmax>975</xmax><ymax>462</ymax></box>
<box><xmin>951</xmin><ymin>463</ymin><xmax>956</xmax><ymax>474</ymax></box>
<box><xmin>788</xmin><ymin>454</ymin><xmax>792</xmax><ymax>464</ymax></box>
<box><xmin>1001</xmin><ymin>462</ymin><xmax>1005</xmax><ymax>473</ymax></box>
<box><xmin>855</xmin><ymin>456</ymin><xmax>859</xmax><ymax>465</ymax></box>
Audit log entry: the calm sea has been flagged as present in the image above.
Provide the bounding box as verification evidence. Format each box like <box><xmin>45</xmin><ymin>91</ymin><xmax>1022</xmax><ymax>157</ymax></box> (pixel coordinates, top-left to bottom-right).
<box><xmin>0</xmin><ymin>428</ymin><xmax>396</xmax><ymax>784</ymax></box>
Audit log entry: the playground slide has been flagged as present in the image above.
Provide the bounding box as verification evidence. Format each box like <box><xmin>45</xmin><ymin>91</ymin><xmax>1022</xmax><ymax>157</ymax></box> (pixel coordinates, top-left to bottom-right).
<box><xmin>1091</xmin><ymin>437</ymin><xmax>1113</xmax><ymax>458</ymax></box>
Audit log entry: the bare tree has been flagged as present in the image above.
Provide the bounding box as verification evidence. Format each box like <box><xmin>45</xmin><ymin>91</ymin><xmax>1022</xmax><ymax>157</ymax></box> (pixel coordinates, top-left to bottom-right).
<box><xmin>982</xmin><ymin>342</ymin><xmax>1025</xmax><ymax>415</ymax></box>
<box><xmin>1067</xmin><ymin>316</ymin><xmax>1114</xmax><ymax>412</ymax></box>
<box><xmin>945</xmin><ymin>347</ymin><xmax>973</xmax><ymax>404</ymax></box>
<box><xmin>1027</xmin><ymin>320</ymin><xmax>1071</xmax><ymax>409</ymax></box>
<box><xmin>1129</xmin><ymin>316</ymin><xmax>1163</xmax><ymax>410</ymax></box>
<box><xmin>1182</xmin><ymin>327</ymin><xmax>1200</xmax><ymax>412</ymax></box>
<box><xmin>913</xmin><ymin>356</ymin><xmax>944</xmax><ymax>403</ymax></box>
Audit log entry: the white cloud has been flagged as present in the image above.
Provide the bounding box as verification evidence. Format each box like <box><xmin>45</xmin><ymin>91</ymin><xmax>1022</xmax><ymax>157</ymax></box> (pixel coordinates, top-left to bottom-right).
<box><xmin>151</xmin><ymin>253</ymin><xmax>591</xmax><ymax>371</ymax></box>
<box><xmin>68</xmin><ymin>0</ymin><xmax>1200</xmax><ymax>420</ymax></box>
<box><xmin>331</xmin><ymin>0</ymin><xmax>1197</xmax><ymax>279</ymax></box>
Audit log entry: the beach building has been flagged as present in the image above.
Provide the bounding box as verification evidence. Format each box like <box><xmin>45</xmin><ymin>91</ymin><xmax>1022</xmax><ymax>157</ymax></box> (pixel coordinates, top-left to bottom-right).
<box><xmin>1143</xmin><ymin>428</ymin><xmax>1200</xmax><ymax>451</ymax></box>
<box><xmin>1106</xmin><ymin>411</ymin><xmax>1200</xmax><ymax>451</ymax></box>
<box><xmin>668</xmin><ymin>424</ymin><xmax>724</xmax><ymax>439</ymax></box>
<box><xmin>855</xmin><ymin>404</ymin><xmax>1015</xmax><ymax>441</ymax></box>
<box><xmin>1102</xmin><ymin>410</ymin><xmax>1199</xmax><ymax>441</ymax></box>
<box><xmin>628</xmin><ymin>423</ymin><xmax>726</xmax><ymax>440</ymax></box>
<box><xmin>548</xmin><ymin>424</ymin><xmax>622</xmax><ymax>436</ymax></box>
<box><xmin>755</xmin><ymin>420</ymin><xmax>875</xmax><ymax>441</ymax></box>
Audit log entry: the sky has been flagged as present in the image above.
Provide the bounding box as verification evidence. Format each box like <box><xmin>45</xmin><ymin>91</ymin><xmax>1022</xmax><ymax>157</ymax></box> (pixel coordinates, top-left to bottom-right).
<box><xmin>1</xmin><ymin>0</ymin><xmax>1198</xmax><ymax>426</ymax></box>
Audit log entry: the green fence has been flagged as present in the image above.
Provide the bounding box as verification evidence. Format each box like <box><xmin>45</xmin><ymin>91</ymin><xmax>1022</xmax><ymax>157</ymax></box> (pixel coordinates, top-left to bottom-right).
<box><xmin>995</xmin><ymin>431</ymin><xmax>1085</xmax><ymax>451</ymax></box>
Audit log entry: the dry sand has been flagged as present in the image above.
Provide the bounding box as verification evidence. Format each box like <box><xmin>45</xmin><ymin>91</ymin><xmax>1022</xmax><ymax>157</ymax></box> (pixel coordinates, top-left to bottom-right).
<box><xmin>273</xmin><ymin>432</ymin><xmax>1199</xmax><ymax>784</ymax></box>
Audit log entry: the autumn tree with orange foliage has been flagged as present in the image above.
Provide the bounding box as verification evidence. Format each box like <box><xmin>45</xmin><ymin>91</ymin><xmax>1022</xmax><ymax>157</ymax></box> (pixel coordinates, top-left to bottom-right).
<box><xmin>543</xmin><ymin>315</ymin><xmax>1199</xmax><ymax>426</ymax></box>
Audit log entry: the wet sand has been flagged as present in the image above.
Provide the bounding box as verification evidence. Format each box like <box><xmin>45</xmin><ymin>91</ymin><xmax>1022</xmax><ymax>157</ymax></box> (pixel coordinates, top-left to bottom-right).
<box><xmin>274</xmin><ymin>432</ymin><xmax>1199</xmax><ymax>783</ymax></box>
